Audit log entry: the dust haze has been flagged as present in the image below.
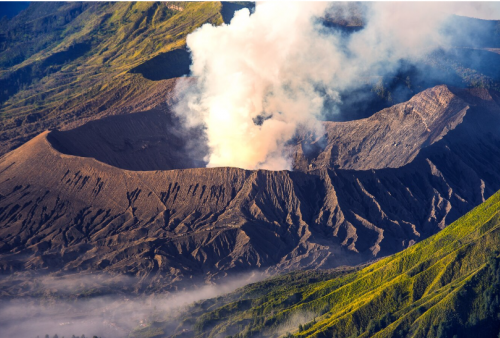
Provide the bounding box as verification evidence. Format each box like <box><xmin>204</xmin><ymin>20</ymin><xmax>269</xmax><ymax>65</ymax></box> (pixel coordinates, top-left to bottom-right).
<box><xmin>175</xmin><ymin>2</ymin><xmax>500</xmax><ymax>170</ymax></box>
<box><xmin>0</xmin><ymin>271</ymin><xmax>265</xmax><ymax>338</ymax></box>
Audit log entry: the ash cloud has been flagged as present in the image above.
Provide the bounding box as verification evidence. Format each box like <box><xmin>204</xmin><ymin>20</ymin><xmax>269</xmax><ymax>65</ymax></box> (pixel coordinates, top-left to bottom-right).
<box><xmin>0</xmin><ymin>271</ymin><xmax>265</xmax><ymax>338</ymax></box>
<box><xmin>174</xmin><ymin>2</ymin><xmax>500</xmax><ymax>170</ymax></box>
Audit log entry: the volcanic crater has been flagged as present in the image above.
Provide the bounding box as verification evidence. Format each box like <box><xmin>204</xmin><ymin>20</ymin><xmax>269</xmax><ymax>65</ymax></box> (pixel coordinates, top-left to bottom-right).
<box><xmin>1</xmin><ymin>85</ymin><xmax>500</xmax><ymax>292</ymax></box>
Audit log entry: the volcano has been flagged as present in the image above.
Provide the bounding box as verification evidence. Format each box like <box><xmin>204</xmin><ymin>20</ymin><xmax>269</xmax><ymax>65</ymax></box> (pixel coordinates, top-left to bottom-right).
<box><xmin>0</xmin><ymin>85</ymin><xmax>499</xmax><ymax>292</ymax></box>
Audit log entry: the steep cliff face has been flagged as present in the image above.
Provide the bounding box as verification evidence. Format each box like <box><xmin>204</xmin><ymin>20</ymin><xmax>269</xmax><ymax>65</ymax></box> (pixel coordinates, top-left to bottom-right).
<box><xmin>0</xmin><ymin>85</ymin><xmax>499</xmax><ymax>291</ymax></box>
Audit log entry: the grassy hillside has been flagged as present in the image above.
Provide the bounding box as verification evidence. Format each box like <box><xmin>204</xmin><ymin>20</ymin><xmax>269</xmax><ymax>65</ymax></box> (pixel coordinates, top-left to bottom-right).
<box><xmin>1</xmin><ymin>4</ymin><xmax>499</xmax><ymax>151</ymax></box>
<box><xmin>0</xmin><ymin>2</ymin><xmax>225</xmax><ymax>154</ymax></box>
<box><xmin>134</xmin><ymin>189</ymin><xmax>500</xmax><ymax>338</ymax></box>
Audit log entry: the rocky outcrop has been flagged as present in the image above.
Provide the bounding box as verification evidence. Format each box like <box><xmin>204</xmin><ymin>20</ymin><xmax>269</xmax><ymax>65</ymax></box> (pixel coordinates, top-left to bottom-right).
<box><xmin>0</xmin><ymin>85</ymin><xmax>499</xmax><ymax>291</ymax></box>
<box><xmin>293</xmin><ymin>85</ymin><xmax>474</xmax><ymax>170</ymax></box>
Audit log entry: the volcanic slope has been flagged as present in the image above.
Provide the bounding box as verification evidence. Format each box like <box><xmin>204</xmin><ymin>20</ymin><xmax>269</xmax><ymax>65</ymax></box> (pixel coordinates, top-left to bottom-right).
<box><xmin>293</xmin><ymin>85</ymin><xmax>495</xmax><ymax>170</ymax></box>
<box><xmin>0</xmin><ymin>85</ymin><xmax>500</xmax><ymax>291</ymax></box>
<box><xmin>1</xmin><ymin>2</ymin><xmax>498</xmax><ymax>159</ymax></box>
<box><xmin>0</xmin><ymin>1</ymin><xmax>248</xmax><ymax>155</ymax></box>
<box><xmin>143</xmin><ymin>183</ymin><xmax>500</xmax><ymax>338</ymax></box>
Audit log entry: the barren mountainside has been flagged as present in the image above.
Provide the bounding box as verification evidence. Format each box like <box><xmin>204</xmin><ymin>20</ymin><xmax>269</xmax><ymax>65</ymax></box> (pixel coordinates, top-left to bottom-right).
<box><xmin>294</xmin><ymin>85</ymin><xmax>473</xmax><ymax>170</ymax></box>
<box><xmin>1</xmin><ymin>85</ymin><xmax>500</xmax><ymax>291</ymax></box>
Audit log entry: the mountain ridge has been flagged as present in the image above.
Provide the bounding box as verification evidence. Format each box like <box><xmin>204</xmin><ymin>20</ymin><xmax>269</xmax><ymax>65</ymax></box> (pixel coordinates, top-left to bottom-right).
<box><xmin>1</xmin><ymin>85</ymin><xmax>499</xmax><ymax>292</ymax></box>
<box><xmin>294</xmin><ymin>85</ymin><xmax>497</xmax><ymax>171</ymax></box>
<box><xmin>1</xmin><ymin>4</ymin><xmax>500</xmax><ymax>338</ymax></box>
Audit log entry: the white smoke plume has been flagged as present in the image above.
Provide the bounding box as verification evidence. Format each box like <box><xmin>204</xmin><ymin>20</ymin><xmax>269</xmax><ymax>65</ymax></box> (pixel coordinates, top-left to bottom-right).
<box><xmin>175</xmin><ymin>2</ymin><xmax>500</xmax><ymax>170</ymax></box>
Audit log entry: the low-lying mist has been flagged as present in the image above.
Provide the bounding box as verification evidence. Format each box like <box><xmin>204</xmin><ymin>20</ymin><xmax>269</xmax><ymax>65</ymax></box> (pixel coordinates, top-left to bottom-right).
<box><xmin>0</xmin><ymin>271</ymin><xmax>266</xmax><ymax>338</ymax></box>
<box><xmin>174</xmin><ymin>2</ymin><xmax>500</xmax><ymax>170</ymax></box>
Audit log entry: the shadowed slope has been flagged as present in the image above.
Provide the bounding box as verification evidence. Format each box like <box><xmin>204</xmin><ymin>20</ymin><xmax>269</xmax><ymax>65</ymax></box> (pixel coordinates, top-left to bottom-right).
<box><xmin>47</xmin><ymin>106</ymin><xmax>208</xmax><ymax>171</ymax></box>
<box><xmin>128</xmin><ymin>49</ymin><xmax>192</xmax><ymax>81</ymax></box>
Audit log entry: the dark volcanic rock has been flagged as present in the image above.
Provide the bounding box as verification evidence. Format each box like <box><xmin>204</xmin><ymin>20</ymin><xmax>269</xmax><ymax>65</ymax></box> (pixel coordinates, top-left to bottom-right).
<box><xmin>0</xmin><ymin>85</ymin><xmax>499</xmax><ymax>292</ymax></box>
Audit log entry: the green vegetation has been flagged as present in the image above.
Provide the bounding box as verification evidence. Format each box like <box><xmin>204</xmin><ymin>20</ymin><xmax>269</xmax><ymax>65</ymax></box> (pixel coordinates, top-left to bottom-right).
<box><xmin>0</xmin><ymin>2</ymin><xmax>225</xmax><ymax>150</ymax></box>
<box><xmin>1</xmin><ymin>3</ymin><xmax>498</xmax><ymax>154</ymax></box>
<box><xmin>133</xmin><ymin>189</ymin><xmax>500</xmax><ymax>338</ymax></box>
